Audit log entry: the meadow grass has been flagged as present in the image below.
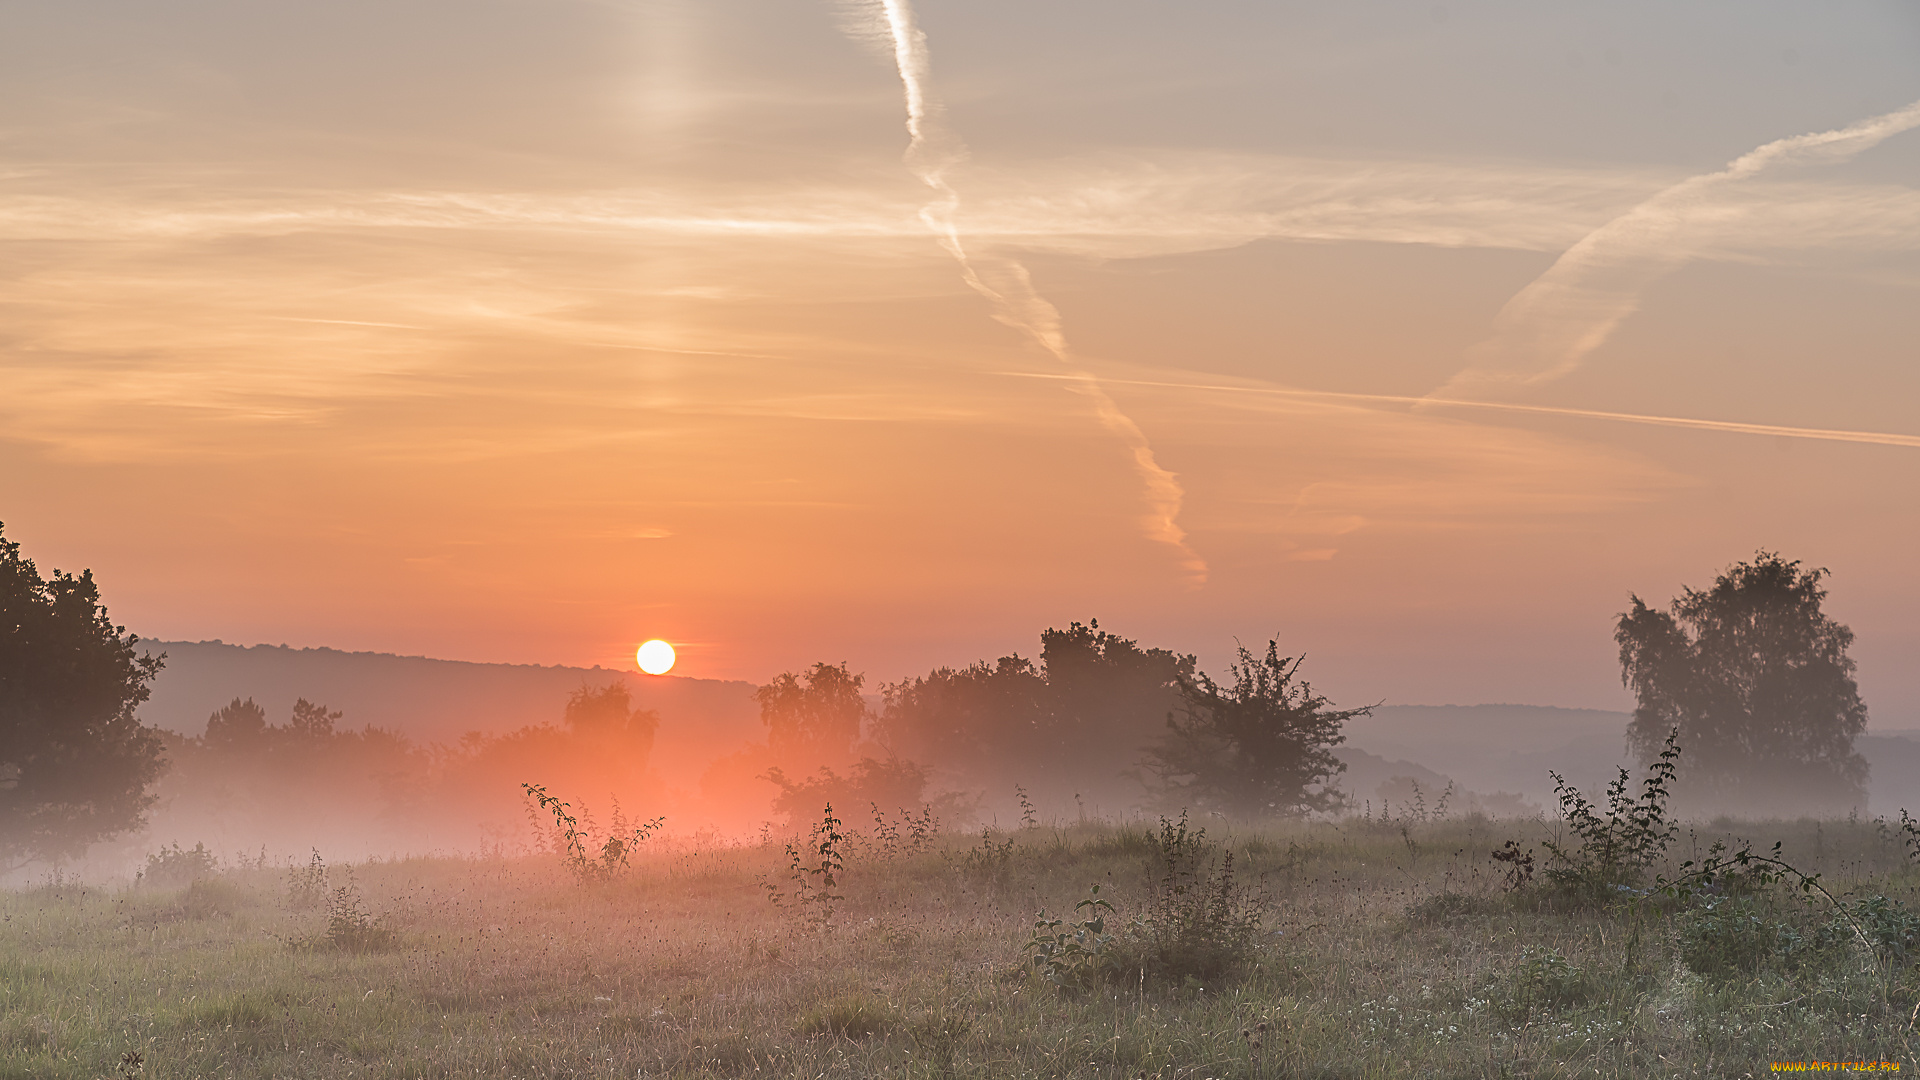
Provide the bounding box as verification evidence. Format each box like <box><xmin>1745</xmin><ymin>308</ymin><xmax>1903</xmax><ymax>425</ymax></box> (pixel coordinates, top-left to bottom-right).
<box><xmin>4</xmin><ymin>814</ymin><xmax>1919</xmax><ymax>1078</ymax></box>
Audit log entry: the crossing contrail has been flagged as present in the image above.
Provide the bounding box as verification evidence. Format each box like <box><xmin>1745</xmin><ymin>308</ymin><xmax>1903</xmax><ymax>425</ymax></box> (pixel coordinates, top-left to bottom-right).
<box><xmin>1433</xmin><ymin>98</ymin><xmax>1920</xmax><ymax>402</ymax></box>
<box><xmin>1003</xmin><ymin>372</ymin><xmax>1920</xmax><ymax>450</ymax></box>
<box><xmin>849</xmin><ymin>0</ymin><xmax>1207</xmax><ymax>583</ymax></box>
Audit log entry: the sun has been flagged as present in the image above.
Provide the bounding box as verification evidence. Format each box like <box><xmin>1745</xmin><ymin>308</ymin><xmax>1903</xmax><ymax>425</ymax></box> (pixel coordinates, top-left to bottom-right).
<box><xmin>636</xmin><ymin>639</ymin><xmax>676</xmax><ymax>676</ymax></box>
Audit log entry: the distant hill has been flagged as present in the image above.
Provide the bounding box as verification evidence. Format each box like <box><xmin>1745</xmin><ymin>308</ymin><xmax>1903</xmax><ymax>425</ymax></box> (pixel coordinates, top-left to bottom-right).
<box><xmin>1347</xmin><ymin>704</ymin><xmax>1920</xmax><ymax>817</ymax></box>
<box><xmin>134</xmin><ymin>643</ymin><xmax>1920</xmax><ymax>818</ymax></box>
<box><xmin>135</xmin><ymin>640</ymin><xmax>763</xmax><ymax>776</ymax></box>
<box><xmin>1342</xmin><ymin>704</ymin><xmax>1635</xmax><ymax>809</ymax></box>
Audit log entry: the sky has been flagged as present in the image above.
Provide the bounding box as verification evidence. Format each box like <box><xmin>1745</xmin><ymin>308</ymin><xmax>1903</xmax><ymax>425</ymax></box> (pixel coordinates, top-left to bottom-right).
<box><xmin>2</xmin><ymin>0</ymin><xmax>1917</xmax><ymax>720</ymax></box>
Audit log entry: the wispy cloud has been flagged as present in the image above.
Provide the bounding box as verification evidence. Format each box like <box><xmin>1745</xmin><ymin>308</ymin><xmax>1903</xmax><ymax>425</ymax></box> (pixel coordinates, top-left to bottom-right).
<box><xmin>1432</xmin><ymin>99</ymin><xmax>1920</xmax><ymax>401</ymax></box>
<box><xmin>4</xmin><ymin>154</ymin><xmax>1916</xmax><ymax>265</ymax></box>
<box><xmin>842</xmin><ymin>0</ymin><xmax>1208</xmax><ymax>583</ymax></box>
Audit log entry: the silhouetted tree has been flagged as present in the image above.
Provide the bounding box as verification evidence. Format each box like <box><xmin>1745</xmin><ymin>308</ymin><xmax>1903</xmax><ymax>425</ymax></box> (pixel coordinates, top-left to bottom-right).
<box><xmin>1142</xmin><ymin>641</ymin><xmax>1365</xmax><ymax>817</ymax></box>
<box><xmin>563</xmin><ymin>682</ymin><xmax>658</xmax><ymax>771</ymax></box>
<box><xmin>876</xmin><ymin>655</ymin><xmax>1046</xmax><ymax>774</ymax></box>
<box><xmin>287</xmin><ymin>698</ymin><xmax>342</xmax><ymax>741</ymax></box>
<box><xmin>203</xmin><ymin>697</ymin><xmax>269</xmax><ymax>751</ymax></box>
<box><xmin>876</xmin><ymin>620</ymin><xmax>1195</xmax><ymax>807</ymax></box>
<box><xmin>1617</xmin><ymin>551</ymin><xmax>1868</xmax><ymax>812</ymax></box>
<box><xmin>757</xmin><ymin>662</ymin><xmax>867</xmax><ymax>764</ymax></box>
<box><xmin>0</xmin><ymin>523</ymin><xmax>166</xmax><ymax>869</ymax></box>
<box><xmin>764</xmin><ymin>757</ymin><xmax>929</xmax><ymax>820</ymax></box>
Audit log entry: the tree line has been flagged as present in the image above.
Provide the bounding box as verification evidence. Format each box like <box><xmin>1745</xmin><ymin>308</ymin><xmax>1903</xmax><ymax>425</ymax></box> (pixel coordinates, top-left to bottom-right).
<box><xmin>0</xmin><ymin>514</ymin><xmax>1878</xmax><ymax>869</ymax></box>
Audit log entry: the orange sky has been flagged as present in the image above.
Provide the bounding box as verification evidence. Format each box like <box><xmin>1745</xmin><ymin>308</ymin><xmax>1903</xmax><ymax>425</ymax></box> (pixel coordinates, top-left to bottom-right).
<box><xmin>2</xmin><ymin>0</ymin><xmax>1917</xmax><ymax>720</ymax></box>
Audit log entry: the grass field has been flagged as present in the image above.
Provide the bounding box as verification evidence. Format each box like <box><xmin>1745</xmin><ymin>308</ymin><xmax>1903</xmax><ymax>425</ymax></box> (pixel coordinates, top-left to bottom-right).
<box><xmin>4</xmin><ymin>810</ymin><xmax>1920</xmax><ymax>1079</ymax></box>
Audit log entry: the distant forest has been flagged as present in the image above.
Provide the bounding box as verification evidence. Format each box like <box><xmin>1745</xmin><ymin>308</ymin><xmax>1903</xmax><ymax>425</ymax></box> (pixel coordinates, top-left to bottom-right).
<box><xmin>135</xmin><ymin>620</ymin><xmax>1373</xmax><ymax>860</ymax></box>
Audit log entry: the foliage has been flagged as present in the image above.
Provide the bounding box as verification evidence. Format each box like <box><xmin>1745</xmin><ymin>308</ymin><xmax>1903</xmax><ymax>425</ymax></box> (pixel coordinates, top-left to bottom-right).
<box><xmin>764</xmin><ymin>757</ymin><xmax>927</xmax><ymax>823</ymax></box>
<box><xmin>1617</xmin><ymin>552</ymin><xmax>1869</xmax><ymax>812</ymax></box>
<box><xmin>139</xmin><ymin>841</ymin><xmax>220</xmax><ymax>889</ymax></box>
<box><xmin>1024</xmin><ymin>885</ymin><xmax>1117</xmax><ymax>991</ymax></box>
<box><xmin>863</xmin><ymin>802</ymin><xmax>939</xmax><ymax>860</ymax></box>
<box><xmin>1541</xmin><ymin>728</ymin><xmax>1680</xmax><ymax>896</ymax></box>
<box><xmin>203</xmin><ymin>697</ymin><xmax>269</xmax><ymax>750</ymax></box>
<box><xmin>1490</xmin><ymin>840</ymin><xmax>1535</xmax><ymax>892</ymax></box>
<box><xmin>1675</xmin><ymin>897</ymin><xmax>1805</xmax><ymax>976</ymax></box>
<box><xmin>1489</xmin><ymin>946</ymin><xmax>1599</xmax><ymax>1017</ymax></box>
<box><xmin>286</xmin><ymin>698</ymin><xmax>342</xmax><ymax>741</ymax></box>
<box><xmin>321</xmin><ymin>871</ymin><xmax>395</xmax><ymax>952</ymax></box>
<box><xmin>767</xmin><ymin>803</ymin><xmax>847</xmax><ymax>932</ymax></box>
<box><xmin>1143</xmin><ymin>641</ymin><xmax>1365</xmax><ymax>817</ymax></box>
<box><xmin>522</xmin><ymin>782</ymin><xmax>663</xmax><ymax>885</ymax></box>
<box><xmin>1126</xmin><ymin>813</ymin><xmax>1265</xmax><ymax>984</ymax></box>
<box><xmin>562</xmin><ymin>682</ymin><xmax>659</xmax><ymax>764</ymax></box>
<box><xmin>0</xmin><ymin>522</ymin><xmax>167</xmax><ymax>869</ymax></box>
<box><xmin>875</xmin><ymin>620</ymin><xmax>1195</xmax><ymax>805</ymax></box>
<box><xmin>757</xmin><ymin>662</ymin><xmax>868</xmax><ymax>764</ymax></box>
<box><xmin>286</xmin><ymin>849</ymin><xmax>328</xmax><ymax>910</ymax></box>
<box><xmin>1874</xmin><ymin>808</ymin><xmax>1920</xmax><ymax>864</ymax></box>
<box><xmin>1830</xmin><ymin>895</ymin><xmax>1920</xmax><ymax>969</ymax></box>
<box><xmin>952</xmin><ymin>828</ymin><xmax>1015</xmax><ymax>889</ymax></box>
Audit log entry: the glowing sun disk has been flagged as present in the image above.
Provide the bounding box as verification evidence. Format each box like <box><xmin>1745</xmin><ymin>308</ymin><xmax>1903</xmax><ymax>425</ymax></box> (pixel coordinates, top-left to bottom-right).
<box><xmin>636</xmin><ymin>639</ymin><xmax>676</xmax><ymax>675</ymax></box>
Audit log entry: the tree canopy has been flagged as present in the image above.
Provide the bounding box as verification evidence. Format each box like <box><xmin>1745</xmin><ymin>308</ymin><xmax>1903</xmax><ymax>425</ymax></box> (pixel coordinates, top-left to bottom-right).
<box><xmin>1617</xmin><ymin>551</ymin><xmax>1868</xmax><ymax>814</ymax></box>
<box><xmin>755</xmin><ymin>661</ymin><xmax>867</xmax><ymax>766</ymax></box>
<box><xmin>874</xmin><ymin>620</ymin><xmax>1195</xmax><ymax>807</ymax></box>
<box><xmin>1142</xmin><ymin>641</ymin><xmax>1365</xmax><ymax>817</ymax></box>
<box><xmin>0</xmin><ymin>523</ymin><xmax>167</xmax><ymax>869</ymax></box>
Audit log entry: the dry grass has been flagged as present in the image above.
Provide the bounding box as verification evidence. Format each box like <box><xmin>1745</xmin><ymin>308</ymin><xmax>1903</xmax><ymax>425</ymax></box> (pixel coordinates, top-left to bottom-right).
<box><xmin>3</xmin><ymin>815</ymin><xmax>1919</xmax><ymax>1078</ymax></box>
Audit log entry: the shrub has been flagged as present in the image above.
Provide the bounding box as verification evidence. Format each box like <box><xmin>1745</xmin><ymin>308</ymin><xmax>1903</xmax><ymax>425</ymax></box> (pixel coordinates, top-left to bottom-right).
<box><xmin>1126</xmin><ymin>814</ymin><xmax>1264</xmax><ymax>984</ymax></box>
<box><xmin>177</xmin><ymin>877</ymin><xmax>248</xmax><ymax>920</ymax></box>
<box><xmin>1541</xmin><ymin>728</ymin><xmax>1679</xmax><ymax>897</ymax></box>
<box><xmin>766</xmin><ymin>803</ymin><xmax>847</xmax><ymax>932</ymax></box>
<box><xmin>1489</xmin><ymin>841</ymin><xmax>1535</xmax><ymax>892</ymax></box>
<box><xmin>321</xmin><ymin>872</ymin><xmax>396</xmax><ymax>952</ymax></box>
<box><xmin>522</xmin><ymin>782</ymin><xmax>663</xmax><ymax>886</ymax></box>
<box><xmin>139</xmin><ymin>842</ymin><xmax>219</xmax><ymax>889</ymax></box>
<box><xmin>1024</xmin><ymin>885</ymin><xmax>1118</xmax><ymax>991</ymax></box>
<box><xmin>952</xmin><ymin>828</ymin><xmax>1015</xmax><ymax>890</ymax></box>
<box><xmin>286</xmin><ymin>849</ymin><xmax>327</xmax><ymax>910</ymax></box>
<box><xmin>1492</xmin><ymin>946</ymin><xmax>1599</xmax><ymax>1016</ymax></box>
<box><xmin>1676</xmin><ymin>898</ymin><xmax>1802</xmax><ymax>977</ymax></box>
<box><xmin>1828</xmin><ymin>895</ymin><xmax>1920</xmax><ymax>968</ymax></box>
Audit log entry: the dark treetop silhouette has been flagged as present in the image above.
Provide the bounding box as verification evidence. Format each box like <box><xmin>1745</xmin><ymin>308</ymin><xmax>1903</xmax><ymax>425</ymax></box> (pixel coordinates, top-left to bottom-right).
<box><xmin>0</xmin><ymin>523</ymin><xmax>166</xmax><ymax>869</ymax></box>
<box><xmin>1617</xmin><ymin>551</ymin><xmax>1869</xmax><ymax>814</ymax></box>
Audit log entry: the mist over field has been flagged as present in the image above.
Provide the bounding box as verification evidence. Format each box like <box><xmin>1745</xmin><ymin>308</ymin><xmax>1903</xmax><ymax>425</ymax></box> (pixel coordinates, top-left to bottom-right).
<box><xmin>4</xmin><ymin>0</ymin><xmax>1919</xmax><ymax>1074</ymax></box>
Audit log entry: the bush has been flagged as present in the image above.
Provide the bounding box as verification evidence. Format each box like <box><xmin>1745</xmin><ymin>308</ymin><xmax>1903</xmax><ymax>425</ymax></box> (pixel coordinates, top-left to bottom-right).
<box><xmin>1828</xmin><ymin>895</ymin><xmax>1920</xmax><ymax>968</ymax></box>
<box><xmin>1492</xmin><ymin>946</ymin><xmax>1600</xmax><ymax>1017</ymax></box>
<box><xmin>1126</xmin><ymin>814</ymin><xmax>1264</xmax><ymax>984</ymax></box>
<box><xmin>1025</xmin><ymin>885</ymin><xmax>1118</xmax><ymax>991</ymax></box>
<box><xmin>177</xmin><ymin>877</ymin><xmax>249</xmax><ymax>920</ymax></box>
<box><xmin>286</xmin><ymin>849</ymin><xmax>326</xmax><ymax>910</ymax></box>
<box><xmin>1541</xmin><ymin>729</ymin><xmax>1679</xmax><ymax>898</ymax></box>
<box><xmin>1676</xmin><ymin>898</ymin><xmax>1802</xmax><ymax>977</ymax></box>
<box><xmin>139</xmin><ymin>842</ymin><xmax>219</xmax><ymax>889</ymax></box>
<box><xmin>321</xmin><ymin>873</ymin><xmax>396</xmax><ymax>952</ymax></box>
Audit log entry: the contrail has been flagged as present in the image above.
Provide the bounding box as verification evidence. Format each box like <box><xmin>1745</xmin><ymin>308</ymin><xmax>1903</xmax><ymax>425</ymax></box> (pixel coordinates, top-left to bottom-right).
<box><xmin>852</xmin><ymin>0</ymin><xmax>1207</xmax><ymax>583</ymax></box>
<box><xmin>1433</xmin><ymin>98</ymin><xmax>1920</xmax><ymax>401</ymax></box>
<box><xmin>1005</xmin><ymin>371</ymin><xmax>1920</xmax><ymax>450</ymax></box>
